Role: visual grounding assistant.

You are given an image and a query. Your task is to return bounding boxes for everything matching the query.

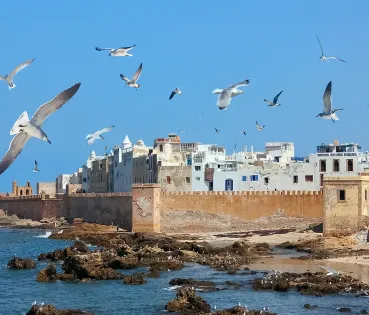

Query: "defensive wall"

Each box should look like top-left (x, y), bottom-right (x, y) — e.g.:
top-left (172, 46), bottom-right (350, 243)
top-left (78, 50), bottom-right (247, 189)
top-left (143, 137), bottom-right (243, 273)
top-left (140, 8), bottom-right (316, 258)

top-left (0, 184), bottom-right (324, 233)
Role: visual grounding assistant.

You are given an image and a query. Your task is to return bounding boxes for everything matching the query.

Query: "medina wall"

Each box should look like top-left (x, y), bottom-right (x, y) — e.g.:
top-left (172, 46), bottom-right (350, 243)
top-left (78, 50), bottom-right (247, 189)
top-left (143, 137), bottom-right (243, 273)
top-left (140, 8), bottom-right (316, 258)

top-left (158, 190), bottom-right (323, 232)
top-left (66, 192), bottom-right (132, 231)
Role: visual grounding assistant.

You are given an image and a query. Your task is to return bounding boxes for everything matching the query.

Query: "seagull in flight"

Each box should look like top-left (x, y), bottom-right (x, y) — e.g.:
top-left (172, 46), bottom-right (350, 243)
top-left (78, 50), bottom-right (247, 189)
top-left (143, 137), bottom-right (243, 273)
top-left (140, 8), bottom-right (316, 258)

top-left (264, 90), bottom-right (283, 107)
top-left (169, 87), bottom-right (182, 100)
top-left (319, 265), bottom-right (340, 276)
top-left (95, 45), bottom-right (136, 57)
top-left (176, 129), bottom-right (187, 134)
top-left (234, 143), bottom-right (237, 150)
top-left (316, 81), bottom-right (343, 123)
top-left (316, 35), bottom-right (345, 63)
top-left (120, 63), bottom-right (143, 90)
top-left (215, 128), bottom-right (220, 133)
top-left (256, 121), bottom-right (265, 131)
top-left (196, 113), bottom-right (204, 120)
top-left (0, 83), bottom-right (81, 176)
top-left (33, 160), bottom-right (39, 173)
top-left (86, 126), bottom-right (115, 145)
top-left (241, 130), bottom-right (246, 136)
top-left (213, 79), bottom-right (250, 110)
top-left (0, 58), bottom-right (35, 90)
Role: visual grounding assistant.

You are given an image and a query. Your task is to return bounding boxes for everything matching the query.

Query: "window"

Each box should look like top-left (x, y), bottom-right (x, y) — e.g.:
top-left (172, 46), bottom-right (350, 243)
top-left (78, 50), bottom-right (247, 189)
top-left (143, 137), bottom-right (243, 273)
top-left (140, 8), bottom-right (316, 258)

top-left (293, 175), bottom-right (298, 184)
top-left (250, 175), bottom-right (259, 181)
top-left (159, 145), bottom-right (163, 152)
top-left (264, 177), bottom-right (269, 184)
top-left (99, 163), bottom-right (102, 170)
top-left (333, 159), bottom-right (340, 172)
top-left (320, 160), bottom-right (326, 172)
top-left (115, 161), bottom-right (117, 167)
top-left (186, 156), bottom-right (192, 166)
top-left (242, 176), bottom-right (247, 182)
top-left (338, 189), bottom-right (346, 202)
top-left (225, 179), bottom-right (234, 191)
top-left (19, 190), bottom-right (23, 196)
top-left (366, 190), bottom-right (368, 201)
top-left (83, 178), bottom-right (86, 183)
top-left (26, 189), bottom-right (29, 195)
top-left (305, 175), bottom-right (313, 182)
top-left (186, 177), bottom-right (190, 184)
top-left (166, 176), bottom-right (171, 184)
top-left (195, 166), bottom-right (201, 171)
top-left (347, 159), bottom-right (353, 172)
top-left (196, 177), bottom-right (200, 181)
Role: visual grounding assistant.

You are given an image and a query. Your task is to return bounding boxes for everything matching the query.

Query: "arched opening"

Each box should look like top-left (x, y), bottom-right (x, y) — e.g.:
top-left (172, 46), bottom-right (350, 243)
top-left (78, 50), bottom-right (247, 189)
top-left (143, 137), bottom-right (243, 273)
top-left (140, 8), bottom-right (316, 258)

top-left (320, 160), bottom-right (326, 172)
top-left (159, 144), bottom-right (163, 152)
top-left (333, 159), bottom-right (340, 172)
top-left (19, 190), bottom-right (23, 196)
top-left (26, 189), bottom-right (29, 196)
top-left (225, 179), bottom-right (233, 191)
top-left (347, 159), bottom-right (353, 172)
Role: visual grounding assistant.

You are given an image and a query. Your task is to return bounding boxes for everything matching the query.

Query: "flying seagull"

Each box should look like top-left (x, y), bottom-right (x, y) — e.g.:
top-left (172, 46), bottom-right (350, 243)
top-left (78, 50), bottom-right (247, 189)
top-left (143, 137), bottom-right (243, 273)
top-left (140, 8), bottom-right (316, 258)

top-left (264, 90), bottom-right (283, 107)
top-left (215, 128), bottom-right (220, 133)
top-left (316, 81), bottom-right (343, 123)
top-left (169, 87), bottom-right (182, 100)
top-left (212, 79), bottom-right (250, 110)
top-left (176, 129), bottom-right (187, 134)
top-left (319, 265), bottom-right (340, 276)
top-left (316, 35), bottom-right (345, 63)
top-left (0, 83), bottom-right (81, 176)
top-left (86, 126), bottom-right (115, 145)
top-left (95, 45), bottom-right (136, 57)
top-left (33, 160), bottom-right (39, 173)
top-left (120, 63), bottom-right (143, 90)
top-left (241, 130), bottom-right (246, 136)
top-left (256, 121), bottom-right (265, 131)
top-left (0, 58), bottom-right (35, 90)
top-left (196, 113), bottom-right (204, 120)
top-left (234, 143), bottom-right (237, 150)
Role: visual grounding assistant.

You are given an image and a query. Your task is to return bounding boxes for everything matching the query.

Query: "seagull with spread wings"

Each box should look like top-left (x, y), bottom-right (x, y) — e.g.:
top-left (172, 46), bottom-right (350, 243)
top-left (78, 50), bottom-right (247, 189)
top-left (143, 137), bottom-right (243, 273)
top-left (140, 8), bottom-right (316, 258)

top-left (316, 35), bottom-right (345, 62)
top-left (0, 58), bottom-right (35, 90)
top-left (316, 81), bottom-right (343, 123)
top-left (256, 121), bottom-right (265, 131)
top-left (120, 63), bottom-right (143, 90)
top-left (169, 87), bottom-right (182, 100)
top-left (33, 160), bottom-right (39, 173)
top-left (264, 90), bottom-right (283, 107)
top-left (0, 83), bottom-right (81, 176)
top-left (213, 79), bottom-right (250, 110)
top-left (215, 128), bottom-right (220, 133)
top-left (86, 126), bottom-right (115, 145)
top-left (95, 45), bottom-right (136, 57)
top-left (319, 265), bottom-right (341, 276)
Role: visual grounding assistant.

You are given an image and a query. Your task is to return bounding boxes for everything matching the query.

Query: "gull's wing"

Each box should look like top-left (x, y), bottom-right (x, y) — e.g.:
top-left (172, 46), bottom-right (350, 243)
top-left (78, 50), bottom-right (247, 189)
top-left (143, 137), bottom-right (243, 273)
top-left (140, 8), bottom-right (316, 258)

top-left (95, 47), bottom-right (114, 51)
top-left (229, 79), bottom-right (250, 89)
top-left (115, 44), bottom-right (136, 51)
top-left (273, 90), bottom-right (283, 103)
top-left (132, 63), bottom-right (143, 82)
top-left (9, 58), bottom-right (35, 79)
top-left (97, 125), bottom-right (115, 135)
top-left (34, 160), bottom-right (38, 167)
top-left (323, 81), bottom-right (332, 113)
top-left (87, 136), bottom-right (97, 146)
top-left (327, 56), bottom-right (346, 62)
top-left (120, 74), bottom-right (130, 83)
top-left (169, 91), bottom-right (176, 100)
top-left (30, 83), bottom-right (81, 127)
top-left (0, 76), bottom-right (6, 81)
top-left (264, 99), bottom-right (273, 105)
top-left (316, 35), bottom-right (324, 55)
top-left (217, 89), bottom-right (232, 109)
top-left (256, 121), bottom-right (260, 128)
top-left (319, 265), bottom-right (335, 273)
top-left (0, 133), bottom-right (31, 176)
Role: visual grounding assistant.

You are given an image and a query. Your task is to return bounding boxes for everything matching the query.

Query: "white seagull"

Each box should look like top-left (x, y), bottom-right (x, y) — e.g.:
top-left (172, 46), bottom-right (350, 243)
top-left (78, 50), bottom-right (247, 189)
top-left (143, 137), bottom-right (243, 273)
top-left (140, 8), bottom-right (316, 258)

top-left (33, 160), bottom-right (39, 173)
top-left (0, 83), bottom-right (81, 176)
top-left (213, 79), bottom-right (250, 110)
top-left (0, 58), bottom-right (35, 90)
top-left (316, 81), bottom-right (343, 123)
top-left (319, 265), bottom-right (340, 276)
top-left (241, 130), bottom-right (246, 136)
top-left (120, 63), bottom-right (143, 90)
top-left (316, 35), bottom-right (345, 62)
top-left (256, 121), bottom-right (265, 131)
top-left (95, 45), bottom-right (136, 57)
top-left (176, 129), bottom-right (187, 134)
top-left (169, 87), bottom-right (182, 100)
top-left (86, 126), bottom-right (115, 145)
top-left (264, 90), bottom-right (283, 107)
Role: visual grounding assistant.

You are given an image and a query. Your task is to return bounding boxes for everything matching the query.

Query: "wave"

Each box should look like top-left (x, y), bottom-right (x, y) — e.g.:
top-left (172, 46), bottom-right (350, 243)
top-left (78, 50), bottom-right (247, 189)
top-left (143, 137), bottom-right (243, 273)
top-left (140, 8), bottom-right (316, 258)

top-left (162, 285), bottom-right (182, 291)
top-left (35, 231), bottom-right (52, 238)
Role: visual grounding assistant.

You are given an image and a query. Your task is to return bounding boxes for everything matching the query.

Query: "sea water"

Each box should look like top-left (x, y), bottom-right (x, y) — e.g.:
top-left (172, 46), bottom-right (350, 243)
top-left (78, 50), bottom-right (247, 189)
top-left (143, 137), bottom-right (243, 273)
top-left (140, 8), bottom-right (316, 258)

top-left (0, 228), bottom-right (368, 315)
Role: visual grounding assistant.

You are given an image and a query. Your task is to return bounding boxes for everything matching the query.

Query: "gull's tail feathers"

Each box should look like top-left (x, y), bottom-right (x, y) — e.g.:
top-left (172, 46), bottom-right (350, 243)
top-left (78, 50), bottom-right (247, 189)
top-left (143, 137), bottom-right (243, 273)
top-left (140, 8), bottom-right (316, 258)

top-left (10, 111), bottom-right (29, 135)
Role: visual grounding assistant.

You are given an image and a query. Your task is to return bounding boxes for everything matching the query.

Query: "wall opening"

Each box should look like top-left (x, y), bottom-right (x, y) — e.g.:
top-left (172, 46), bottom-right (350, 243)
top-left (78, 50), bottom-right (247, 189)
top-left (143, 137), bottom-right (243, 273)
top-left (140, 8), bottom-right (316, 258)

top-left (333, 159), bottom-right (340, 172)
top-left (293, 175), bottom-right (298, 184)
top-left (264, 177), bottom-right (269, 184)
top-left (159, 145), bottom-right (163, 152)
top-left (186, 177), bottom-right (190, 184)
top-left (305, 175), bottom-right (313, 182)
top-left (347, 159), bottom-right (353, 172)
top-left (338, 189), bottom-right (346, 201)
top-left (225, 179), bottom-right (233, 191)
top-left (166, 176), bottom-right (171, 184)
top-left (366, 189), bottom-right (368, 201)
top-left (19, 190), bottom-right (23, 196)
top-left (320, 160), bottom-right (326, 172)
top-left (26, 189), bottom-right (29, 196)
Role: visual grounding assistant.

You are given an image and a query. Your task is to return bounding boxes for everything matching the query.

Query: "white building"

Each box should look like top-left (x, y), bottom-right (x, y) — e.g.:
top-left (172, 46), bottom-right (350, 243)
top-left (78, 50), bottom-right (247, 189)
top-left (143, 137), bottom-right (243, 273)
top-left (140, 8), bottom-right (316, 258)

top-left (56, 168), bottom-right (82, 195)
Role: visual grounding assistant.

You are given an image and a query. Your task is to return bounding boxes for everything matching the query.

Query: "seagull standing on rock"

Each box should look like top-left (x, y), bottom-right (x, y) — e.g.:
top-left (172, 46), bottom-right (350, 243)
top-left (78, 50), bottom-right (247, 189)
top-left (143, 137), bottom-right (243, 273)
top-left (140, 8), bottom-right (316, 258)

top-left (213, 79), bottom-right (250, 110)
top-left (264, 90), bottom-right (283, 107)
top-left (0, 58), bottom-right (35, 90)
top-left (86, 126), bottom-right (115, 145)
top-left (0, 83), bottom-right (81, 176)
top-left (120, 63), bottom-right (143, 90)
top-left (316, 35), bottom-right (345, 62)
top-left (169, 87), bottom-right (182, 100)
top-left (316, 81), bottom-right (343, 123)
top-left (95, 45), bottom-right (136, 57)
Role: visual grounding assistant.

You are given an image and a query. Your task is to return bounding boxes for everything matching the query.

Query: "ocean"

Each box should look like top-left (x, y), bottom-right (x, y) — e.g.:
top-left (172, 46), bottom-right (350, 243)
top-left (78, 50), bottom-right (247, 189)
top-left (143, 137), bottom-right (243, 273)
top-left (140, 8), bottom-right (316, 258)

top-left (1, 228), bottom-right (368, 315)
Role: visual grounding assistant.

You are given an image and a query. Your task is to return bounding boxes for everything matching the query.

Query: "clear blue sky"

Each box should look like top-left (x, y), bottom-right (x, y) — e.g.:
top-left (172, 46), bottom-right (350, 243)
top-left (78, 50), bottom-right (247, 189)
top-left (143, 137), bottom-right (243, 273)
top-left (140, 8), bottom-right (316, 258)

top-left (0, 1), bottom-right (367, 192)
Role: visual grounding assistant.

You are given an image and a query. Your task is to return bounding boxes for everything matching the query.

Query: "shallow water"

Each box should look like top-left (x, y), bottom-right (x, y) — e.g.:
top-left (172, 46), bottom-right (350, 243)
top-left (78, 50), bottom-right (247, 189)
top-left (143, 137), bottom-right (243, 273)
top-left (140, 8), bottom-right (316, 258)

top-left (1, 228), bottom-right (369, 315)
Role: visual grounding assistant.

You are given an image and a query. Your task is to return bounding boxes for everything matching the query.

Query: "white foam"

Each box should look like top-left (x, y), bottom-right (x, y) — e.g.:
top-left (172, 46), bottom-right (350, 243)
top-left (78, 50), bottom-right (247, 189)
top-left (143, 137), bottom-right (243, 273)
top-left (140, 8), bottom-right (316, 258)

top-left (162, 285), bottom-right (182, 291)
top-left (35, 231), bottom-right (52, 238)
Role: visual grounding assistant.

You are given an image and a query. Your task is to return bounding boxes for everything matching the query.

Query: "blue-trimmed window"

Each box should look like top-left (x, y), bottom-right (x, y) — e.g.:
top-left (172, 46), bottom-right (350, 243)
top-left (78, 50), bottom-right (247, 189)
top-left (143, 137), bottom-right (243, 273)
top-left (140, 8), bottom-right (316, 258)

top-left (242, 176), bottom-right (247, 182)
top-left (250, 175), bottom-right (259, 181)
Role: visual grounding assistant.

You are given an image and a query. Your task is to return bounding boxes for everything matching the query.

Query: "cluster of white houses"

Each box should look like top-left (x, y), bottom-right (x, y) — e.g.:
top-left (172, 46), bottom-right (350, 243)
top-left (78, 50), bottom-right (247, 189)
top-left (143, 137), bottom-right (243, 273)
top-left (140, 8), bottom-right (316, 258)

top-left (53, 134), bottom-right (369, 194)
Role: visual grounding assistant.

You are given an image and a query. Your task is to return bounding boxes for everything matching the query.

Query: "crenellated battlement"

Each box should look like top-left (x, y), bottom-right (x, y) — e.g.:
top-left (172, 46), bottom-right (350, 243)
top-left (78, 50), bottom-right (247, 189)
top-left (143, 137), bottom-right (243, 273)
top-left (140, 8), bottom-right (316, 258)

top-left (162, 190), bottom-right (323, 196)
top-left (68, 192), bottom-right (132, 198)
top-left (0, 195), bottom-right (42, 201)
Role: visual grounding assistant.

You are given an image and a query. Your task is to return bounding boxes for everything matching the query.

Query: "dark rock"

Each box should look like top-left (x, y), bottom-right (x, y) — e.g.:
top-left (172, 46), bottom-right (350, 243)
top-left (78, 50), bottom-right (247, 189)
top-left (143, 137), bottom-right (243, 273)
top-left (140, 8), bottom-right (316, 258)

top-left (123, 272), bottom-right (147, 285)
top-left (149, 259), bottom-right (185, 272)
top-left (145, 270), bottom-right (160, 278)
top-left (165, 286), bottom-right (210, 314)
top-left (36, 264), bottom-right (58, 282)
top-left (105, 256), bottom-right (138, 269)
top-left (213, 306), bottom-right (277, 314)
top-left (337, 307), bottom-right (351, 312)
top-left (26, 304), bottom-right (94, 315)
top-left (169, 278), bottom-right (215, 287)
top-left (7, 257), bottom-right (36, 269)
top-left (360, 310), bottom-right (368, 314)
top-left (303, 304), bottom-right (318, 309)
top-left (38, 241), bottom-right (90, 262)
